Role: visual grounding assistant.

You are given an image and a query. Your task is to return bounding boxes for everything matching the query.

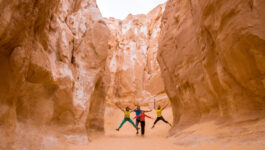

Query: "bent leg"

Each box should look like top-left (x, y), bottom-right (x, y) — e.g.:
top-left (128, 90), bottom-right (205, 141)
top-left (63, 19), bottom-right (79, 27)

top-left (118, 119), bottom-right (127, 128)
top-left (128, 118), bottom-right (137, 128)
top-left (161, 117), bottom-right (169, 123)
top-left (161, 117), bottom-right (172, 126)
top-left (152, 117), bottom-right (161, 128)
top-left (153, 117), bottom-right (161, 125)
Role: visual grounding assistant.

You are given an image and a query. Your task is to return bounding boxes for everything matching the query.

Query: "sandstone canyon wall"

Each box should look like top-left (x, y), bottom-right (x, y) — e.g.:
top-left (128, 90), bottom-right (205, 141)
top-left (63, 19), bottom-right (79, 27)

top-left (105, 4), bottom-right (168, 106)
top-left (0, 0), bottom-right (109, 149)
top-left (158, 0), bottom-right (265, 129)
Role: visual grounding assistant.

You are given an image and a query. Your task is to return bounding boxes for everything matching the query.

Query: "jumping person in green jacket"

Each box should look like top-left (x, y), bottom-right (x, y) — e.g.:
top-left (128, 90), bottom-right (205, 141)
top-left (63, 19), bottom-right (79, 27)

top-left (115, 103), bottom-right (139, 131)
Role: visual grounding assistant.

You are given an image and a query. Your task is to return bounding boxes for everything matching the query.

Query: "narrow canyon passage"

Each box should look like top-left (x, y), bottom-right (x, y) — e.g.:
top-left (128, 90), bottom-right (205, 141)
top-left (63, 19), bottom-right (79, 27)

top-left (0, 0), bottom-right (265, 150)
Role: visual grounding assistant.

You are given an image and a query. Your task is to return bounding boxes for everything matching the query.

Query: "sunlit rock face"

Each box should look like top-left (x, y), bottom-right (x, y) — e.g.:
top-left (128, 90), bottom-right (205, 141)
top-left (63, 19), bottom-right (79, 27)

top-left (0, 0), bottom-right (109, 149)
top-left (105, 4), bottom-right (168, 106)
top-left (158, 0), bottom-right (265, 128)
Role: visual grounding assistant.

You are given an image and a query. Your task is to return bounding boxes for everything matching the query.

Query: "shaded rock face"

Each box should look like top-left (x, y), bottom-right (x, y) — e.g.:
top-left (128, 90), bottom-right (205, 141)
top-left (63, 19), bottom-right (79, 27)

top-left (105, 4), bottom-right (168, 106)
top-left (158, 0), bottom-right (265, 127)
top-left (0, 0), bottom-right (109, 149)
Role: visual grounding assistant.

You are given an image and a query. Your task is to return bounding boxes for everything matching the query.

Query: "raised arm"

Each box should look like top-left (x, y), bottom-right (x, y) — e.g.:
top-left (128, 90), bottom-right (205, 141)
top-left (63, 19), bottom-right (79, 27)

top-left (115, 103), bottom-right (123, 111)
top-left (162, 103), bottom-right (169, 110)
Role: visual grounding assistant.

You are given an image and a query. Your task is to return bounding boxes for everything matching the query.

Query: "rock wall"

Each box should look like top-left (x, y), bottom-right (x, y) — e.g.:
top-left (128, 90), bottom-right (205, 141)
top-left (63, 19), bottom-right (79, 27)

top-left (105, 4), bottom-right (168, 106)
top-left (0, 0), bottom-right (109, 149)
top-left (158, 0), bottom-right (265, 128)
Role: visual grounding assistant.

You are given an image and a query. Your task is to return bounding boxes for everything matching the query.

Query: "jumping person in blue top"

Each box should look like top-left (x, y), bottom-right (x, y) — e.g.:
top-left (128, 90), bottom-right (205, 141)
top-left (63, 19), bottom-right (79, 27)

top-left (133, 105), bottom-right (151, 135)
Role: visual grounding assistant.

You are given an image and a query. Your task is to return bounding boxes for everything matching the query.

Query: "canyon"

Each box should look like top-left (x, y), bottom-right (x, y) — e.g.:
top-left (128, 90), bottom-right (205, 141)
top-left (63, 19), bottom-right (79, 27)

top-left (0, 0), bottom-right (264, 150)
top-left (105, 4), bottom-right (168, 107)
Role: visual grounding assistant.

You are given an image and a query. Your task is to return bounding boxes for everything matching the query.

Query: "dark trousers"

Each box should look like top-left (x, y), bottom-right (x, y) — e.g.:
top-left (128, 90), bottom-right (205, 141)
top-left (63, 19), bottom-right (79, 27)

top-left (153, 116), bottom-right (168, 125)
top-left (140, 121), bottom-right (145, 135)
top-left (136, 118), bottom-right (140, 128)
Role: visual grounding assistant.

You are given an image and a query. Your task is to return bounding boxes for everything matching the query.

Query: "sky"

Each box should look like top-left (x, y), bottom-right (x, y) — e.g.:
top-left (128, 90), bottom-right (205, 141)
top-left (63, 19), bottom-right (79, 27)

top-left (97, 0), bottom-right (167, 19)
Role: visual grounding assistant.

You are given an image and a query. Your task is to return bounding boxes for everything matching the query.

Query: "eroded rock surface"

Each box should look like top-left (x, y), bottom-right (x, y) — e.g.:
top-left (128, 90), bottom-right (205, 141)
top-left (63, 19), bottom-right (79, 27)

top-left (0, 0), bottom-right (109, 149)
top-left (158, 0), bottom-right (265, 136)
top-left (105, 4), bottom-right (168, 106)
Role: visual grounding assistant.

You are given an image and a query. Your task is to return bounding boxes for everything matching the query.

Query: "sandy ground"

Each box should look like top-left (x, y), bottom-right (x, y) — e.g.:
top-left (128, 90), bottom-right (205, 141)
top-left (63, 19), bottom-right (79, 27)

top-left (48, 107), bottom-right (176, 150)
top-left (48, 107), bottom-right (265, 150)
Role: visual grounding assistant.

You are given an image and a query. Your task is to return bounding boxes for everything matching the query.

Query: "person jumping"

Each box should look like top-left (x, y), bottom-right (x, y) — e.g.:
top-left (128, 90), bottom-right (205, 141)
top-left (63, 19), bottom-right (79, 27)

top-left (133, 111), bottom-right (152, 136)
top-left (115, 103), bottom-right (138, 131)
top-left (133, 105), bottom-right (151, 134)
top-left (151, 99), bottom-right (172, 129)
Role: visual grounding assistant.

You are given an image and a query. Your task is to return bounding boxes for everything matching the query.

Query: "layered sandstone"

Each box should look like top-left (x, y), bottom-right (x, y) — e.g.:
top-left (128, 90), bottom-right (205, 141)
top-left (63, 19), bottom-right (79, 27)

top-left (105, 4), bottom-right (168, 106)
top-left (1, 0), bottom-right (265, 148)
top-left (0, 0), bottom-right (109, 149)
top-left (158, 0), bottom-right (265, 135)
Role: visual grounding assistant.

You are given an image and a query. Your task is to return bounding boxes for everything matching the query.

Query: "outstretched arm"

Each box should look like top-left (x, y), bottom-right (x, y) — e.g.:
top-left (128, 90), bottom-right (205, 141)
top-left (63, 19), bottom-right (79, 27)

top-left (133, 115), bottom-right (140, 119)
top-left (145, 114), bottom-right (153, 119)
top-left (162, 103), bottom-right (168, 110)
top-left (115, 103), bottom-right (123, 111)
top-left (142, 109), bottom-right (152, 113)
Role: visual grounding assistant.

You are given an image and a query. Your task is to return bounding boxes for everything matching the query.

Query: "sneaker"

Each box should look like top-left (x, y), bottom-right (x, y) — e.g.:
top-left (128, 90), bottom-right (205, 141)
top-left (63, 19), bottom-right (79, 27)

top-left (116, 128), bottom-right (120, 131)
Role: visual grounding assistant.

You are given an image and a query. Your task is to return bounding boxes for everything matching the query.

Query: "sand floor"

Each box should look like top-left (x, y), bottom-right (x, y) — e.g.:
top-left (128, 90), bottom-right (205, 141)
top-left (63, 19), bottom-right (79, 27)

top-left (48, 107), bottom-right (265, 150)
